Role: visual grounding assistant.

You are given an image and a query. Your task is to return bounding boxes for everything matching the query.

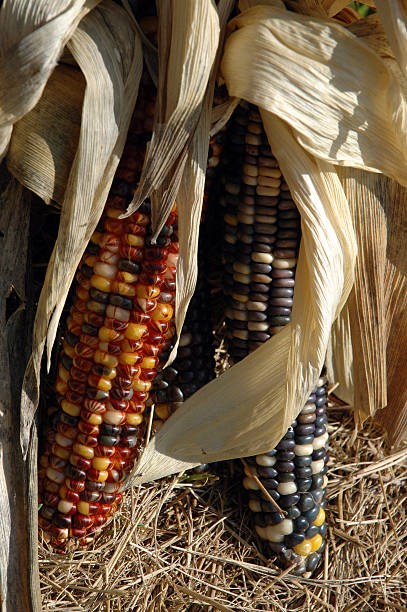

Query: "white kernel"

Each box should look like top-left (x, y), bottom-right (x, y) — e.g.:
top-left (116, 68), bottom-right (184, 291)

top-left (265, 525), bottom-right (285, 542)
top-left (251, 252), bottom-right (273, 264)
top-left (277, 482), bottom-right (297, 495)
top-left (255, 454), bottom-right (276, 467)
top-left (294, 444), bottom-right (314, 456)
top-left (243, 476), bottom-right (260, 491)
top-left (272, 258), bottom-right (297, 269)
top-left (233, 262), bottom-right (251, 275)
top-left (276, 518), bottom-right (294, 535)
top-left (311, 459), bottom-right (325, 474)
top-left (233, 272), bottom-right (250, 285)
top-left (312, 432), bottom-right (329, 450)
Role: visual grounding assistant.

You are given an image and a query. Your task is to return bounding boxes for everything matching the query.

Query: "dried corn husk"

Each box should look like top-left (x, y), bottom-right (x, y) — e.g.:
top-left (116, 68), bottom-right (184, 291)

top-left (17, 1), bottom-right (142, 456)
top-left (221, 4), bottom-right (407, 185)
top-left (0, 0), bottom-right (99, 161)
top-left (375, 1), bottom-right (407, 78)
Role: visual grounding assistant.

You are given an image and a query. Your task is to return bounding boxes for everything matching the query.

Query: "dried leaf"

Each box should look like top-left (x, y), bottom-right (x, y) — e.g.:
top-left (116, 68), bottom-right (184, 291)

top-left (221, 4), bottom-right (407, 186)
top-left (0, 0), bottom-right (99, 160)
top-left (124, 0), bottom-right (220, 234)
top-left (20, 1), bottom-right (142, 457)
top-left (337, 168), bottom-right (387, 423)
top-left (375, 0), bottom-right (407, 78)
top-left (7, 64), bottom-right (85, 205)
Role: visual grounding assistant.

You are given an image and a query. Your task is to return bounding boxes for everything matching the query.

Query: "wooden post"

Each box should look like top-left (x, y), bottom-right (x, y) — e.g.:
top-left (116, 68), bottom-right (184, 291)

top-left (0, 173), bottom-right (41, 611)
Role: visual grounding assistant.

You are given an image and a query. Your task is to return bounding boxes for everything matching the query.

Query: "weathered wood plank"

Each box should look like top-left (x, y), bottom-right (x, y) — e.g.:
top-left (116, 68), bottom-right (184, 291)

top-left (0, 173), bottom-right (41, 611)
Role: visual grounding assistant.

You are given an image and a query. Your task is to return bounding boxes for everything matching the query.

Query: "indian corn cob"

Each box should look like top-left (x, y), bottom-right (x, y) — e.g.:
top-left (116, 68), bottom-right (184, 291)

top-left (220, 102), bottom-right (328, 576)
top-left (149, 246), bottom-right (214, 429)
top-left (38, 85), bottom-right (179, 550)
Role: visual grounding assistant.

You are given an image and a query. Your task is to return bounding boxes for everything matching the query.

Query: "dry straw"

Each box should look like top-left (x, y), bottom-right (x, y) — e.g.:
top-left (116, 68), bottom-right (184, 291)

top-left (38, 397), bottom-right (407, 611)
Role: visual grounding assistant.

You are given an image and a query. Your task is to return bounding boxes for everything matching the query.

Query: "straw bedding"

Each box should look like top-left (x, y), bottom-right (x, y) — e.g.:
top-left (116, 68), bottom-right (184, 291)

top-left (38, 392), bottom-right (407, 612)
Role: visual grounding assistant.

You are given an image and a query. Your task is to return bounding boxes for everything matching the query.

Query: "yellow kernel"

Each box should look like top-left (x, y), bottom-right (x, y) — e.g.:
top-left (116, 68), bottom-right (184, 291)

top-left (243, 163), bottom-right (258, 177)
top-left (55, 379), bottom-right (68, 395)
top-left (313, 507), bottom-right (325, 527)
top-left (257, 175), bottom-right (281, 188)
top-left (73, 443), bottom-right (94, 459)
top-left (94, 350), bottom-right (119, 368)
top-left (256, 185), bottom-right (280, 197)
top-left (310, 534), bottom-right (323, 552)
top-left (61, 400), bottom-right (81, 417)
top-left (119, 352), bottom-right (141, 366)
top-left (155, 404), bottom-right (171, 420)
top-left (81, 412), bottom-right (103, 425)
top-left (63, 341), bottom-right (76, 359)
top-left (124, 234), bottom-right (144, 247)
top-left (151, 303), bottom-right (173, 322)
top-left (98, 327), bottom-right (123, 342)
top-left (132, 378), bottom-right (152, 392)
top-left (111, 281), bottom-right (136, 297)
top-left (92, 457), bottom-right (111, 471)
top-left (58, 366), bottom-right (70, 383)
top-left (90, 274), bottom-right (111, 292)
top-left (126, 412), bottom-right (143, 426)
top-left (293, 540), bottom-right (312, 556)
top-left (140, 356), bottom-right (157, 369)
top-left (125, 323), bottom-right (148, 340)
top-left (117, 271), bottom-right (138, 283)
top-left (77, 501), bottom-right (92, 515)
top-left (224, 214), bottom-right (237, 226)
top-left (136, 284), bottom-right (160, 299)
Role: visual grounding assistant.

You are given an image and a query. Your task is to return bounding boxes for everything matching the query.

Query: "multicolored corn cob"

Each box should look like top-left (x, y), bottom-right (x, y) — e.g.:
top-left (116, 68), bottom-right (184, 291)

top-left (150, 255), bottom-right (214, 429)
top-left (38, 88), bottom-right (179, 550)
top-left (220, 102), bottom-right (328, 575)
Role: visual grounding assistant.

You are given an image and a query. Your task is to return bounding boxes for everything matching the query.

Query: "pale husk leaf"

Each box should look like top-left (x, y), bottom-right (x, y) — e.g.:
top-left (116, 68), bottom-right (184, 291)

top-left (20, 1), bottom-right (142, 456)
top-left (124, 0), bottom-right (220, 233)
top-left (7, 63), bottom-right (85, 205)
top-left (325, 298), bottom-right (354, 406)
top-left (166, 0), bottom-right (236, 365)
top-left (375, 0), bottom-right (407, 78)
top-left (0, 0), bottom-right (99, 161)
top-left (337, 168), bottom-right (387, 422)
top-left (221, 4), bottom-right (407, 187)
top-left (127, 117), bottom-right (356, 485)
top-left (376, 178), bottom-right (407, 444)
top-left (347, 13), bottom-right (394, 59)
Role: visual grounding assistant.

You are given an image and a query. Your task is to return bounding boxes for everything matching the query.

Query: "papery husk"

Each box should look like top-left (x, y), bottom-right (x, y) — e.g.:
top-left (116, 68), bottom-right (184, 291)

top-left (19, 0), bottom-right (142, 457)
top-left (0, 0), bottom-right (99, 161)
top-left (221, 4), bottom-right (407, 187)
top-left (328, 171), bottom-right (407, 443)
top-left (126, 117), bottom-right (356, 486)
top-left (347, 13), bottom-right (394, 59)
top-left (375, 0), bottom-right (407, 78)
top-left (7, 64), bottom-right (85, 205)
top-left (337, 168), bottom-right (387, 423)
top-left (325, 298), bottom-right (354, 406)
top-left (166, 0), bottom-right (235, 365)
top-left (377, 179), bottom-right (407, 445)
top-left (124, 0), bottom-right (220, 231)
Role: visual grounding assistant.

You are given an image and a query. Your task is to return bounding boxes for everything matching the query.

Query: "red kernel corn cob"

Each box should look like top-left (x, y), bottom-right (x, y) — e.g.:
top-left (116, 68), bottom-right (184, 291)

top-left (38, 128), bottom-right (179, 549)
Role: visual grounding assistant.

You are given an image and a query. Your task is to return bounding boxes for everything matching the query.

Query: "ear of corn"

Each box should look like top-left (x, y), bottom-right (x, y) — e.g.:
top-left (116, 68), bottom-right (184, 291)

top-left (220, 102), bottom-right (328, 576)
top-left (38, 90), bottom-right (180, 550)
